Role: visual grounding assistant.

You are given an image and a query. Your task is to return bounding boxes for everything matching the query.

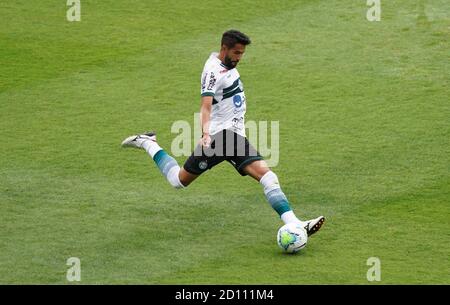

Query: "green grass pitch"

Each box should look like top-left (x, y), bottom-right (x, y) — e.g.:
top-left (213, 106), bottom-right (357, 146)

top-left (0, 0), bottom-right (449, 284)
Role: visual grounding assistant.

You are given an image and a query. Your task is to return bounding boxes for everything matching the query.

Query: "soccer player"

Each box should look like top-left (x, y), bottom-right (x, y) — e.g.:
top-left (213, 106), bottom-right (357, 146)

top-left (121, 30), bottom-right (325, 236)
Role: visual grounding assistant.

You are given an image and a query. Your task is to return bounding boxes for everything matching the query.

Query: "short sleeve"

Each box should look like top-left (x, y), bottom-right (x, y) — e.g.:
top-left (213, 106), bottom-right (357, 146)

top-left (201, 70), bottom-right (218, 97)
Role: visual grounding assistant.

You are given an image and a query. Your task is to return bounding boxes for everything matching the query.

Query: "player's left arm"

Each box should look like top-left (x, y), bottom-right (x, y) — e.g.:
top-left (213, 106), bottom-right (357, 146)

top-left (200, 96), bottom-right (212, 148)
top-left (200, 67), bottom-right (218, 148)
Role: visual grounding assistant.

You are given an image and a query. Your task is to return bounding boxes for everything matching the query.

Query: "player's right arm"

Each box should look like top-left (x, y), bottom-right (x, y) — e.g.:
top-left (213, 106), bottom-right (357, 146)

top-left (200, 96), bottom-right (212, 148)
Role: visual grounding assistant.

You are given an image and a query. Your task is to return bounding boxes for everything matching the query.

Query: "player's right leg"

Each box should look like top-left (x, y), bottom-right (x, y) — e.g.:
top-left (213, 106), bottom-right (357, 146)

top-left (242, 159), bottom-right (325, 237)
top-left (121, 131), bottom-right (197, 188)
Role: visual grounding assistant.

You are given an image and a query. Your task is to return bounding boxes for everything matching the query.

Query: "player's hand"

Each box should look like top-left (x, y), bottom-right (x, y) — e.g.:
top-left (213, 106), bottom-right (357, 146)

top-left (201, 134), bottom-right (211, 148)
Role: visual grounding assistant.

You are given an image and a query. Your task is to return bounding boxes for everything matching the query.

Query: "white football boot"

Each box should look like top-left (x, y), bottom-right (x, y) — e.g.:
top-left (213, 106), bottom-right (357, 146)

top-left (121, 131), bottom-right (156, 149)
top-left (302, 216), bottom-right (325, 237)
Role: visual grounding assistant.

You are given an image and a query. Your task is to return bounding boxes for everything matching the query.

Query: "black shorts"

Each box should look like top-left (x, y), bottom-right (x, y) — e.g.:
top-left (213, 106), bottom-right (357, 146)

top-left (183, 129), bottom-right (263, 176)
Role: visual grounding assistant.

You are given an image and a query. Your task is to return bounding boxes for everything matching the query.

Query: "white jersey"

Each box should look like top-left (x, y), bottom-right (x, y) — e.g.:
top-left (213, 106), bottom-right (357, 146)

top-left (200, 52), bottom-right (247, 137)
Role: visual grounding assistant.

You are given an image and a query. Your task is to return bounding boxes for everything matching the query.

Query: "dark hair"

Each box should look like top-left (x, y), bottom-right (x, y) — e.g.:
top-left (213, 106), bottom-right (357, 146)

top-left (221, 30), bottom-right (251, 48)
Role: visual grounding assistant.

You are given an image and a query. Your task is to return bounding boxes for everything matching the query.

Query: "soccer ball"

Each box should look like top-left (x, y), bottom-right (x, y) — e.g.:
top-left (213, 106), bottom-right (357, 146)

top-left (277, 223), bottom-right (308, 253)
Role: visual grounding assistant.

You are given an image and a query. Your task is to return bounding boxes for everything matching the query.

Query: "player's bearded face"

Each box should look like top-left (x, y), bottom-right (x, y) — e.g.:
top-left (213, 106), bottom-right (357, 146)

top-left (224, 54), bottom-right (237, 69)
top-left (224, 44), bottom-right (246, 69)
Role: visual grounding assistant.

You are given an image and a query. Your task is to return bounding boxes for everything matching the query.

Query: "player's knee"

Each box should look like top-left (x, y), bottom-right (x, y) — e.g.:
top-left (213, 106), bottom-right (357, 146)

top-left (178, 177), bottom-right (191, 188)
top-left (259, 170), bottom-right (281, 193)
top-left (167, 166), bottom-right (185, 189)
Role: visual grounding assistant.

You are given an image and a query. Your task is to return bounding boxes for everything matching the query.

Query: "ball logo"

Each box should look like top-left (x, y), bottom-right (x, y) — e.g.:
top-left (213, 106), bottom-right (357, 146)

top-left (233, 95), bottom-right (242, 108)
top-left (199, 160), bottom-right (208, 170)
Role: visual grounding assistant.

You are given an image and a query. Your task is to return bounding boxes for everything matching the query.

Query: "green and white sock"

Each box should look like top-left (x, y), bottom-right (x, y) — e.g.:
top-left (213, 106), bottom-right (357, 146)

top-left (260, 171), bottom-right (301, 224)
top-left (142, 140), bottom-right (184, 189)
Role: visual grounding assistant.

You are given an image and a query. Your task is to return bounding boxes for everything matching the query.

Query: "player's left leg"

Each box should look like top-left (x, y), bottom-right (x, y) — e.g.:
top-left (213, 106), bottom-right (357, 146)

top-left (121, 132), bottom-right (187, 189)
top-left (122, 130), bottom-right (227, 188)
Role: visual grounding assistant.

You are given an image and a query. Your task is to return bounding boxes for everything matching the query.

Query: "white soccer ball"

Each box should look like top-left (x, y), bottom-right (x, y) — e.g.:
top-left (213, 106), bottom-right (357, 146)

top-left (277, 223), bottom-right (308, 253)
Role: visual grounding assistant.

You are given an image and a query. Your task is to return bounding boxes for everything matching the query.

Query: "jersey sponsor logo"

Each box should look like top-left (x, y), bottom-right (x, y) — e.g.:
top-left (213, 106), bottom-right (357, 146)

top-left (207, 72), bottom-right (216, 91)
top-left (201, 73), bottom-right (207, 90)
top-left (233, 95), bottom-right (243, 108)
top-left (233, 97), bottom-right (245, 114)
top-left (233, 107), bottom-right (245, 114)
top-left (232, 117), bottom-right (244, 130)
